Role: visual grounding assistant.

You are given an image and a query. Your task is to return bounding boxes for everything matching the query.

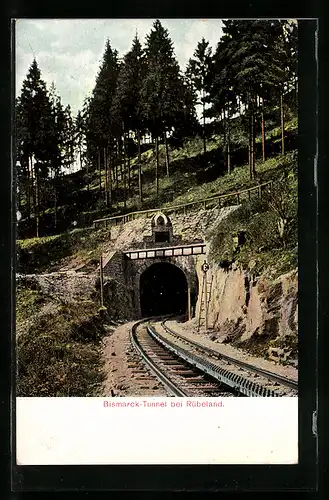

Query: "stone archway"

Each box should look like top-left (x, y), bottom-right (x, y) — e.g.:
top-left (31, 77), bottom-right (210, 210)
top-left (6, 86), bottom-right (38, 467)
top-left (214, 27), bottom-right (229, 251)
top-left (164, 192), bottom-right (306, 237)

top-left (127, 255), bottom-right (199, 319)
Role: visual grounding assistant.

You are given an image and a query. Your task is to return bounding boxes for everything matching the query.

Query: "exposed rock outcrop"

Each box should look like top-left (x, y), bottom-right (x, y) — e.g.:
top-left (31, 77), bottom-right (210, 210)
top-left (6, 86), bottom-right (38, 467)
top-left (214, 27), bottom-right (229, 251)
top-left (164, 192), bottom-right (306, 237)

top-left (193, 257), bottom-right (298, 364)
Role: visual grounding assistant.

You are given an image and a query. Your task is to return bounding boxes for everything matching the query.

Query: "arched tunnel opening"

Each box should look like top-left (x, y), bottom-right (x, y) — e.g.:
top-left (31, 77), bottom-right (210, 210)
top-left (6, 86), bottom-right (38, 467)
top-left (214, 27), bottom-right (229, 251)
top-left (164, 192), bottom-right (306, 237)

top-left (140, 262), bottom-right (189, 318)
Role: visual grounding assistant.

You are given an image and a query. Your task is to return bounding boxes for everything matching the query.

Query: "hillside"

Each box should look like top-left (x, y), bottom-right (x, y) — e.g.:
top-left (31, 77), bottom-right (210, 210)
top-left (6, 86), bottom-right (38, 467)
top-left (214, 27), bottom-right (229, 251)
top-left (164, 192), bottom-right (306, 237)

top-left (17, 111), bottom-right (297, 279)
top-left (16, 111), bottom-right (298, 398)
top-left (17, 113), bottom-right (297, 239)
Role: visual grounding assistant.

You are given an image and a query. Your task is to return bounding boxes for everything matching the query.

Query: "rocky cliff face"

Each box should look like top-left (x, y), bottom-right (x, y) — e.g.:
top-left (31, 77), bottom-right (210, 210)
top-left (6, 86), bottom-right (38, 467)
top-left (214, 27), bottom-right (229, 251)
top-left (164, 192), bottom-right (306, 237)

top-left (193, 257), bottom-right (298, 364)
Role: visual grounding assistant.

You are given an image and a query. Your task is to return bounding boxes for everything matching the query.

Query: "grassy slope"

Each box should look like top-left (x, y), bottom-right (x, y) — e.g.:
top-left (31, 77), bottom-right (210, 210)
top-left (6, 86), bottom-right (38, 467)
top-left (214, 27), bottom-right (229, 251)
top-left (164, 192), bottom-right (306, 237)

top-left (16, 279), bottom-right (108, 397)
top-left (81, 117), bottom-right (297, 215)
top-left (17, 117), bottom-right (297, 275)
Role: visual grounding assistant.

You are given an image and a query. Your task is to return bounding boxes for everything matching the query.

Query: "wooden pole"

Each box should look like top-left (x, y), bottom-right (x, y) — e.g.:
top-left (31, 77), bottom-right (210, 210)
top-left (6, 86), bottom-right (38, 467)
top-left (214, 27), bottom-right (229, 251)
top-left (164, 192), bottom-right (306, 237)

top-left (100, 255), bottom-right (104, 307)
top-left (204, 271), bottom-right (208, 330)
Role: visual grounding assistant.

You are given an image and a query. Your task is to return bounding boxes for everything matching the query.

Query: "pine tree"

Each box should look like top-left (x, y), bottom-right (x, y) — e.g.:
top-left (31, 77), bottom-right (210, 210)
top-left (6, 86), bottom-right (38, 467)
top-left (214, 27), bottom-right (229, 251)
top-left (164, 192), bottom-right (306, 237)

top-left (75, 110), bottom-right (86, 172)
top-left (141, 20), bottom-right (187, 199)
top-left (186, 38), bottom-right (213, 155)
top-left (47, 83), bottom-right (79, 230)
top-left (87, 40), bottom-right (120, 207)
top-left (15, 59), bottom-right (54, 236)
top-left (111, 35), bottom-right (146, 204)
top-left (207, 34), bottom-right (237, 173)
top-left (62, 105), bottom-right (76, 172)
top-left (220, 20), bottom-right (286, 179)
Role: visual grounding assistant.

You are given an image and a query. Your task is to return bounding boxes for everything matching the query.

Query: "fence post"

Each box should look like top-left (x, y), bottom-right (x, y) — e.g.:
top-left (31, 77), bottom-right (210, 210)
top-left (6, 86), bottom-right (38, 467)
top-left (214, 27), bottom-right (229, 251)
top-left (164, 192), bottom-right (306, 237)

top-left (258, 185), bottom-right (262, 198)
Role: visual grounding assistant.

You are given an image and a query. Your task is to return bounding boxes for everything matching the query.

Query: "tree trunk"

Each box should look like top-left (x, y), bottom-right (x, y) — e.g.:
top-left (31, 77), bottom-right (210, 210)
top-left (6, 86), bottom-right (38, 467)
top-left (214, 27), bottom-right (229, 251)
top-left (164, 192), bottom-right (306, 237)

top-left (17, 177), bottom-right (21, 213)
top-left (137, 129), bottom-right (142, 204)
top-left (280, 90), bottom-right (285, 155)
top-left (54, 179), bottom-right (57, 231)
top-left (123, 133), bottom-right (127, 209)
top-left (127, 131), bottom-right (130, 194)
top-left (261, 97), bottom-right (265, 162)
top-left (107, 145), bottom-right (112, 207)
top-left (164, 130), bottom-right (170, 177)
top-left (155, 135), bottom-right (159, 201)
top-left (26, 159), bottom-right (31, 219)
top-left (98, 148), bottom-right (102, 196)
top-left (104, 147), bottom-right (108, 207)
top-left (119, 140), bottom-right (123, 186)
top-left (86, 160), bottom-right (89, 192)
top-left (248, 104), bottom-right (253, 181)
top-left (251, 106), bottom-right (256, 179)
top-left (115, 138), bottom-right (119, 192)
top-left (35, 164), bottom-right (40, 237)
top-left (202, 88), bottom-right (206, 155)
top-left (30, 155), bottom-right (35, 219)
top-left (223, 107), bottom-right (227, 171)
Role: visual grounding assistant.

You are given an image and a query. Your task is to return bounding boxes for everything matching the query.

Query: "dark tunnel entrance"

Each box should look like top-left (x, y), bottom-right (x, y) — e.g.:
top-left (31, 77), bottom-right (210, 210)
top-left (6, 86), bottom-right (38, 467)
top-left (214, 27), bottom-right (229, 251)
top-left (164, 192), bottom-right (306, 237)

top-left (140, 262), bottom-right (188, 317)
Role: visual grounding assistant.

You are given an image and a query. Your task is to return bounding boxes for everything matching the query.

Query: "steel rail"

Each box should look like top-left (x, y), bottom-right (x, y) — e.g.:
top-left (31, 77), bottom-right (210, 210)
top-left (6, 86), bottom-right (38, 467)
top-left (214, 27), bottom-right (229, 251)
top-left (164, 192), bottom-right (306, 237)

top-left (130, 318), bottom-right (187, 397)
top-left (162, 321), bottom-right (298, 391)
top-left (147, 325), bottom-right (279, 397)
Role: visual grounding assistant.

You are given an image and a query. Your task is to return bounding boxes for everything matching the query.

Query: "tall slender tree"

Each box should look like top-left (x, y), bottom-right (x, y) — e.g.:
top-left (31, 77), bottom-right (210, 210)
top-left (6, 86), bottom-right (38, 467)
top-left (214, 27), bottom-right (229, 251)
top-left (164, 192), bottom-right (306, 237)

top-left (186, 38), bottom-right (213, 155)
top-left (86, 40), bottom-right (120, 207)
top-left (16, 59), bottom-right (54, 236)
top-left (111, 35), bottom-right (146, 204)
top-left (141, 19), bottom-right (188, 199)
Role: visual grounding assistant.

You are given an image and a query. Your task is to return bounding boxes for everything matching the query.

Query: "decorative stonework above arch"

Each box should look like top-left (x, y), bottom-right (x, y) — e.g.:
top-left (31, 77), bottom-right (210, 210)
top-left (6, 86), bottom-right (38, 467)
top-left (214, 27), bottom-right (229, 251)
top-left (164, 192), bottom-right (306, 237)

top-left (151, 211), bottom-right (173, 244)
top-left (151, 211), bottom-right (172, 228)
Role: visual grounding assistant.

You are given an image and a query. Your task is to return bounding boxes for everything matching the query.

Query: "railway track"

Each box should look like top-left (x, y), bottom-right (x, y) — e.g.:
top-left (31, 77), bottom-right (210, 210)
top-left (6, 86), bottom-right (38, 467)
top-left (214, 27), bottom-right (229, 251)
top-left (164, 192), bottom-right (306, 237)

top-left (160, 320), bottom-right (298, 396)
top-left (130, 319), bottom-right (238, 397)
top-left (130, 318), bottom-right (297, 397)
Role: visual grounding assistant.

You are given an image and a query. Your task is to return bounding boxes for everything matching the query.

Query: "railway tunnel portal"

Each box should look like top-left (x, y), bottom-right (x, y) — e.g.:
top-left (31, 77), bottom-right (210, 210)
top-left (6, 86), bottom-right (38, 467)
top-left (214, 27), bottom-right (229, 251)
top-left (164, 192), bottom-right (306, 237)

top-left (102, 211), bottom-right (204, 319)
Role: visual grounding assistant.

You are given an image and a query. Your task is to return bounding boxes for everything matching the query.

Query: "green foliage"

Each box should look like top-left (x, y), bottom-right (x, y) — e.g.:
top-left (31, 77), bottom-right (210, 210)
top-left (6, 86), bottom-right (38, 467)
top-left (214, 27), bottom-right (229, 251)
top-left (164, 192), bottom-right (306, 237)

top-left (208, 167), bottom-right (297, 278)
top-left (16, 300), bottom-right (107, 397)
top-left (17, 227), bottom-right (108, 273)
top-left (16, 286), bottom-right (45, 323)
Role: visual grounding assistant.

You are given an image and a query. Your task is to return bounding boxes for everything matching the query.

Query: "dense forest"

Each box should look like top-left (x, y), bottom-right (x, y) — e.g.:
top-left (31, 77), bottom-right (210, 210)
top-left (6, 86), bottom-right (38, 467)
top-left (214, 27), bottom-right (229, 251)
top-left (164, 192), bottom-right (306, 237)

top-left (15, 19), bottom-right (297, 239)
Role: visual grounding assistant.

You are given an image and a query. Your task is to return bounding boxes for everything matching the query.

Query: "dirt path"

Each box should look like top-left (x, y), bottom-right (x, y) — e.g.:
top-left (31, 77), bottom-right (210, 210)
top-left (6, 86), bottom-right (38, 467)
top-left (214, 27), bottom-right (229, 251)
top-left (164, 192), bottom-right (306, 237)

top-left (100, 321), bottom-right (168, 397)
top-left (165, 320), bottom-right (298, 382)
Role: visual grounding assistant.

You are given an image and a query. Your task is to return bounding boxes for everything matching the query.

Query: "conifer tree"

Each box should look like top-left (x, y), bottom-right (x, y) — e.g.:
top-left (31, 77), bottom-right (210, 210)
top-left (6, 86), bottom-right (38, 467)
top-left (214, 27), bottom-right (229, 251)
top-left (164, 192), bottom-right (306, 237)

top-left (48, 85), bottom-right (68, 230)
top-left (15, 59), bottom-right (54, 236)
top-left (220, 20), bottom-right (286, 178)
top-left (75, 109), bottom-right (86, 173)
top-left (111, 35), bottom-right (146, 204)
top-left (141, 20), bottom-right (186, 199)
top-left (186, 38), bottom-right (213, 155)
top-left (207, 34), bottom-right (237, 173)
top-left (87, 40), bottom-right (120, 206)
